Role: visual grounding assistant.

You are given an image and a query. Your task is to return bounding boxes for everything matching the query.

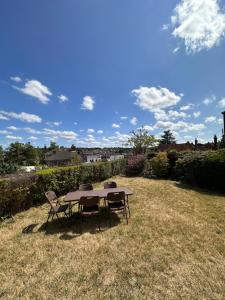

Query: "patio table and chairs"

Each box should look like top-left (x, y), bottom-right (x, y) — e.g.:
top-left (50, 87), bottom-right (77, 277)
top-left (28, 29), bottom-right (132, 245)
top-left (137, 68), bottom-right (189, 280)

top-left (45, 182), bottom-right (133, 229)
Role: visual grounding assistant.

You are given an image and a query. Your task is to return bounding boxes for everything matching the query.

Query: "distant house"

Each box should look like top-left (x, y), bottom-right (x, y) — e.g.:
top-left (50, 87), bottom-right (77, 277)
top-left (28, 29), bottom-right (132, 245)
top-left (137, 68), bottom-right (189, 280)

top-left (86, 154), bottom-right (102, 163)
top-left (109, 154), bottom-right (124, 161)
top-left (45, 150), bottom-right (78, 166)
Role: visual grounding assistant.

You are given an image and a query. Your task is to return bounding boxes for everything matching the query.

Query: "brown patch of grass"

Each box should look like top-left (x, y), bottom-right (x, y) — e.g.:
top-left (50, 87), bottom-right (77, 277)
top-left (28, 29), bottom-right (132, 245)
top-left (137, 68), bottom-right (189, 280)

top-left (1, 177), bottom-right (225, 299)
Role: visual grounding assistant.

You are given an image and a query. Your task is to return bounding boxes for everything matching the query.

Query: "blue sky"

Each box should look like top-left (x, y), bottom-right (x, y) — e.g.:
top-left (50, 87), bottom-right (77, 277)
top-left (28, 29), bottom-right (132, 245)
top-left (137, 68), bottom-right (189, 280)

top-left (1, 0), bottom-right (225, 147)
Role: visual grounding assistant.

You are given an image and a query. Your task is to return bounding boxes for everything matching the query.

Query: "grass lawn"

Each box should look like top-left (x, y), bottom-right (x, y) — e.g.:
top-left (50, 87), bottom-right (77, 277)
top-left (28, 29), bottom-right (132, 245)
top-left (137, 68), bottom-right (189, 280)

top-left (1, 176), bottom-right (225, 299)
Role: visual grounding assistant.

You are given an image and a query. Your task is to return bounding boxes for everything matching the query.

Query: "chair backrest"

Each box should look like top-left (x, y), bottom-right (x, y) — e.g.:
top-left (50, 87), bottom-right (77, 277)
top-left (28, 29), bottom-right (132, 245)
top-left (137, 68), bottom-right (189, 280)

top-left (79, 183), bottom-right (93, 191)
top-left (104, 181), bottom-right (117, 189)
top-left (79, 196), bottom-right (100, 207)
top-left (106, 191), bottom-right (125, 202)
top-left (45, 191), bottom-right (58, 207)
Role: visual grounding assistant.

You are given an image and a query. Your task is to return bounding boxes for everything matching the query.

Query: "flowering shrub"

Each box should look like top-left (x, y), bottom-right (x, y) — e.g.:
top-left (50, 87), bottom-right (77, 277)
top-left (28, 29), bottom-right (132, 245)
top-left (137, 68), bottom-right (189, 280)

top-left (125, 155), bottom-right (145, 176)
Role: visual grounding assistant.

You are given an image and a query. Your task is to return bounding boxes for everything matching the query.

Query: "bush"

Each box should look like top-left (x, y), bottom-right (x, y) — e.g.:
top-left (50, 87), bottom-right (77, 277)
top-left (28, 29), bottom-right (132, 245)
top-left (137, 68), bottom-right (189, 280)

top-left (125, 155), bottom-right (145, 177)
top-left (144, 152), bottom-right (169, 179)
top-left (0, 161), bottom-right (18, 175)
top-left (174, 150), bottom-right (225, 192)
top-left (0, 159), bottom-right (125, 218)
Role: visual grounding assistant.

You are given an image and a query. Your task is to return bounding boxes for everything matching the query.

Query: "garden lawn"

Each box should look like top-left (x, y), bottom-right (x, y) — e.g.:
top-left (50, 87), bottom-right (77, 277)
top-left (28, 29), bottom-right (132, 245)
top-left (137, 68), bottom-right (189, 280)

top-left (1, 176), bottom-right (225, 300)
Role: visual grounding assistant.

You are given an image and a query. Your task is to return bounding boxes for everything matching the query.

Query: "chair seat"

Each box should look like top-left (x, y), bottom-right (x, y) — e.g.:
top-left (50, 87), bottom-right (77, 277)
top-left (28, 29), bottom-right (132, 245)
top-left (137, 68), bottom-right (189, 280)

top-left (108, 201), bottom-right (125, 210)
top-left (81, 205), bottom-right (99, 215)
top-left (52, 203), bottom-right (69, 213)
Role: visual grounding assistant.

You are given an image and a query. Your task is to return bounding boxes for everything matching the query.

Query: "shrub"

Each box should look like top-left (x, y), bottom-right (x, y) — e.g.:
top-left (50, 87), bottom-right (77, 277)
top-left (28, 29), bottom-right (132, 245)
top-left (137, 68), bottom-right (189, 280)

top-left (149, 152), bottom-right (169, 178)
top-left (174, 150), bottom-right (225, 192)
top-left (0, 159), bottom-right (125, 218)
top-left (125, 155), bottom-right (145, 177)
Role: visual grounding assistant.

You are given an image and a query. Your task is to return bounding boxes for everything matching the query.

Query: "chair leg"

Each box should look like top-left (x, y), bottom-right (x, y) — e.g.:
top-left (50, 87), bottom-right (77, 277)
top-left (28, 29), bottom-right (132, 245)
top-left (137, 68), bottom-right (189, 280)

top-left (126, 196), bottom-right (131, 217)
top-left (124, 207), bottom-right (128, 225)
top-left (45, 212), bottom-right (51, 228)
top-left (98, 213), bottom-right (101, 232)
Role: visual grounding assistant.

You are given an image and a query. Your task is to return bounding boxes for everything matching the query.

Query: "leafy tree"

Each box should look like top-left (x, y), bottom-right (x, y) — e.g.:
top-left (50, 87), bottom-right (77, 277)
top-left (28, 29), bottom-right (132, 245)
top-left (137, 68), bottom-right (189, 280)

top-left (48, 141), bottom-right (59, 151)
top-left (160, 130), bottom-right (176, 145)
top-left (127, 127), bottom-right (157, 154)
top-left (70, 144), bottom-right (76, 151)
top-left (5, 142), bottom-right (39, 166)
top-left (0, 145), bottom-right (4, 161)
top-left (23, 142), bottom-right (39, 165)
top-left (5, 142), bottom-right (26, 165)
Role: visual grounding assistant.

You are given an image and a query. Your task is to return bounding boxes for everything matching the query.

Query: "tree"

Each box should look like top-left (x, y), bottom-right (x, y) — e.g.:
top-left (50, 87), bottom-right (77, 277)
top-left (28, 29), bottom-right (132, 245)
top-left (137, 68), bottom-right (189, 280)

top-left (127, 127), bottom-right (157, 154)
top-left (23, 142), bottom-right (39, 165)
top-left (5, 142), bottom-right (26, 165)
top-left (160, 130), bottom-right (176, 145)
top-left (48, 141), bottom-right (59, 151)
top-left (0, 145), bottom-right (4, 161)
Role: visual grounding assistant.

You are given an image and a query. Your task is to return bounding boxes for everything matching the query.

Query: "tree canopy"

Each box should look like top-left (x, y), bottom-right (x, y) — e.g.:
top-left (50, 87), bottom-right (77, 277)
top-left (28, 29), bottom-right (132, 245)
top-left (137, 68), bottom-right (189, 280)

top-left (127, 127), bottom-right (157, 154)
top-left (159, 130), bottom-right (176, 145)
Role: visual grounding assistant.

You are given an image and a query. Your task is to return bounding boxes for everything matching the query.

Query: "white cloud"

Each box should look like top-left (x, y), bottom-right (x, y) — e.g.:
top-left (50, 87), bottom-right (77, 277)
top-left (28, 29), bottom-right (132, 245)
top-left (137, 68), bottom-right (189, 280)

top-left (58, 94), bottom-right (68, 103)
top-left (112, 123), bottom-right (120, 128)
top-left (203, 95), bottom-right (216, 105)
top-left (87, 128), bottom-right (95, 133)
top-left (120, 116), bottom-right (128, 120)
top-left (81, 96), bottom-right (95, 110)
top-left (24, 127), bottom-right (42, 134)
top-left (162, 24), bottom-right (169, 31)
top-left (14, 79), bottom-right (52, 104)
top-left (155, 120), bottom-right (205, 132)
top-left (29, 136), bottom-right (38, 140)
top-left (0, 114), bottom-right (9, 120)
top-left (43, 129), bottom-right (77, 140)
top-left (6, 135), bottom-right (22, 140)
top-left (130, 117), bottom-right (138, 125)
top-left (46, 121), bottom-right (62, 127)
top-left (0, 111), bottom-right (42, 123)
top-left (10, 76), bottom-right (22, 83)
top-left (218, 118), bottom-right (223, 125)
top-left (97, 130), bottom-right (104, 134)
top-left (154, 109), bottom-right (187, 121)
top-left (133, 86), bottom-right (182, 112)
top-left (171, 0), bottom-right (225, 53)
top-left (193, 111), bottom-right (201, 118)
top-left (0, 130), bottom-right (11, 135)
top-left (143, 125), bottom-right (154, 131)
top-left (218, 98), bottom-right (225, 108)
top-left (7, 126), bottom-right (19, 131)
top-left (180, 104), bottom-right (193, 111)
top-left (173, 47), bottom-right (180, 53)
top-left (205, 116), bottom-right (216, 123)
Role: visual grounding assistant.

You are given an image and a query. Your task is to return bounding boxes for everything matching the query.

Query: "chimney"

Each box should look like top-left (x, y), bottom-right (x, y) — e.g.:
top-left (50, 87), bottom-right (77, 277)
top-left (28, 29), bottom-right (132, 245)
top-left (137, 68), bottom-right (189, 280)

top-left (222, 111), bottom-right (225, 141)
top-left (214, 135), bottom-right (218, 149)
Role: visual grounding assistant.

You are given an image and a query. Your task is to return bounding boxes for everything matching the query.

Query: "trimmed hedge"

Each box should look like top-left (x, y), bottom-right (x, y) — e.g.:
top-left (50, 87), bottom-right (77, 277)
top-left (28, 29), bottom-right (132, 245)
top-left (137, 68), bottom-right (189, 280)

top-left (0, 159), bottom-right (126, 218)
top-left (174, 150), bottom-right (225, 192)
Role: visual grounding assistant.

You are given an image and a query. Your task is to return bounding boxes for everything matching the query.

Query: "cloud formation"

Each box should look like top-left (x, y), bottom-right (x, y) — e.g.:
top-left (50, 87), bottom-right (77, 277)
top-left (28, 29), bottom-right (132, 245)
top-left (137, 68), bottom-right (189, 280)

top-left (171, 0), bottom-right (225, 53)
top-left (81, 96), bottom-right (95, 110)
top-left (0, 111), bottom-right (42, 123)
top-left (15, 79), bottom-right (52, 104)
top-left (133, 86), bottom-right (182, 112)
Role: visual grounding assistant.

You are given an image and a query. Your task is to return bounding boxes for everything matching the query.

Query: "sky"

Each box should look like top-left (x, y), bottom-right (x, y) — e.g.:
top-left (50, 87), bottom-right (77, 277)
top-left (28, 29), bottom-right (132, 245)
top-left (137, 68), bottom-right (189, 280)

top-left (1, 0), bottom-right (225, 148)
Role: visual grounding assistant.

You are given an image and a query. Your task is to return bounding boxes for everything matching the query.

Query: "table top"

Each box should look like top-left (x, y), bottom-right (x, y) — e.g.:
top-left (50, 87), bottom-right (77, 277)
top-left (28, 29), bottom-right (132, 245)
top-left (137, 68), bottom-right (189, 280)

top-left (64, 187), bottom-right (133, 202)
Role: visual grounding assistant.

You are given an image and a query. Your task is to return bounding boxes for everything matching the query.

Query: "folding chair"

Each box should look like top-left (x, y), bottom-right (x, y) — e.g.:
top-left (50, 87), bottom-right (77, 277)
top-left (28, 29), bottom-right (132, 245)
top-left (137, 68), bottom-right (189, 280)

top-left (45, 191), bottom-right (70, 227)
top-left (106, 191), bottom-right (128, 225)
top-left (78, 196), bottom-right (101, 232)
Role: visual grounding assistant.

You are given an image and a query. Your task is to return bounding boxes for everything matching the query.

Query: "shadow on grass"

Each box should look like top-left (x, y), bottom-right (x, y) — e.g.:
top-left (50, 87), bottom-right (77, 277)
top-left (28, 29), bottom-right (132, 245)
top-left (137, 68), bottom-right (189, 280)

top-left (174, 181), bottom-right (225, 198)
top-left (22, 209), bottom-right (122, 240)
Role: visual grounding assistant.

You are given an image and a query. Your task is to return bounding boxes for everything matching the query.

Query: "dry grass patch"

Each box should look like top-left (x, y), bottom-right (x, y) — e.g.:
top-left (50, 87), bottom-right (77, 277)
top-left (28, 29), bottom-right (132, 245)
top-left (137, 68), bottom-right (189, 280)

top-left (1, 177), bottom-right (225, 299)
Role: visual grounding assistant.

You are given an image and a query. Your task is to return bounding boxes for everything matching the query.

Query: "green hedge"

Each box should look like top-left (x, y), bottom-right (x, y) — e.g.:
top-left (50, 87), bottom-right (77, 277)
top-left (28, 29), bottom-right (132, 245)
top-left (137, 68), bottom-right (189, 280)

top-left (0, 159), bottom-right (126, 218)
top-left (174, 150), bottom-right (225, 192)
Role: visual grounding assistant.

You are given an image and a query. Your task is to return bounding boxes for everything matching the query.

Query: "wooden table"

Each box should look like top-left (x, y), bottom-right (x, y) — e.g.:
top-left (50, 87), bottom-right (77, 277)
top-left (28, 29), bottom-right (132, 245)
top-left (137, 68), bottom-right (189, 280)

top-left (64, 187), bottom-right (133, 203)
